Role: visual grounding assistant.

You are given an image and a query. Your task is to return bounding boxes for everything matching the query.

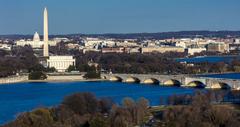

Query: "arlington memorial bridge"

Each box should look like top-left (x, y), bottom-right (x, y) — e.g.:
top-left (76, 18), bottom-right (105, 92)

top-left (102, 73), bottom-right (240, 90)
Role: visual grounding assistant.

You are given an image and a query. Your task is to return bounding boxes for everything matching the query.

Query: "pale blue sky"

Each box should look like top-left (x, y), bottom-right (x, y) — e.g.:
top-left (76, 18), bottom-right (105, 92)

top-left (0, 0), bottom-right (239, 34)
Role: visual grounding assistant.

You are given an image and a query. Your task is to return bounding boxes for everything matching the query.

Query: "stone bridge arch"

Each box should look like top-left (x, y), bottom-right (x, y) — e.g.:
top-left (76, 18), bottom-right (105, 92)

top-left (210, 82), bottom-right (231, 89)
top-left (163, 79), bottom-right (182, 87)
top-left (184, 77), bottom-right (206, 88)
top-left (206, 79), bottom-right (233, 89)
top-left (125, 76), bottom-right (141, 83)
top-left (109, 76), bottom-right (123, 82)
top-left (187, 81), bottom-right (206, 88)
top-left (142, 78), bottom-right (160, 85)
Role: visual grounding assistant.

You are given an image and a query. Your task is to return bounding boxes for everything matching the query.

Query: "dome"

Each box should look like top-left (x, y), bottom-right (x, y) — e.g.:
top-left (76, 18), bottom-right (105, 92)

top-left (33, 32), bottom-right (40, 41)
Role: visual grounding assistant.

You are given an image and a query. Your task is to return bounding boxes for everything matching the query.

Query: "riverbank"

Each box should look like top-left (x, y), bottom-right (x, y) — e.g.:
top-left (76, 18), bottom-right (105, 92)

top-left (27, 78), bottom-right (106, 83)
top-left (149, 103), bottom-right (240, 112)
top-left (176, 55), bottom-right (240, 63)
top-left (0, 76), bottom-right (28, 84)
top-left (0, 75), bottom-right (106, 85)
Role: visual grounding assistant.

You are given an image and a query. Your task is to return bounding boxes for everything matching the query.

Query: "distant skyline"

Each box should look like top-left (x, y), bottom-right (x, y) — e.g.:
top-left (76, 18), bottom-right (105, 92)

top-left (0, 0), bottom-right (240, 35)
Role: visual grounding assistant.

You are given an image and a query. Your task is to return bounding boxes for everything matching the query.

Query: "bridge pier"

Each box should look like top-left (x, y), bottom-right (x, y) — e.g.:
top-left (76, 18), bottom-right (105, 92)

top-left (102, 74), bottom-right (240, 90)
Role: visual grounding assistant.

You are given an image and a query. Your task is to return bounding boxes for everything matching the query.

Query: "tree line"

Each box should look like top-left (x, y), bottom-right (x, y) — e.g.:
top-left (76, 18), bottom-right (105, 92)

top-left (155, 91), bottom-right (240, 127)
top-left (73, 52), bottom-right (188, 74)
top-left (0, 46), bottom-right (56, 79)
top-left (73, 52), bottom-right (240, 74)
top-left (3, 90), bottom-right (240, 127)
top-left (0, 46), bottom-right (39, 77)
top-left (3, 93), bottom-right (149, 127)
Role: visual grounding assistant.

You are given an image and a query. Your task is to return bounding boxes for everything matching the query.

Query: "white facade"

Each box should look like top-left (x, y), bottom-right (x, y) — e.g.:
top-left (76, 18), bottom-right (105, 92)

top-left (16, 32), bottom-right (43, 48)
top-left (187, 47), bottom-right (206, 55)
top-left (83, 38), bottom-right (117, 48)
top-left (0, 44), bottom-right (11, 51)
top-left (175, 41), bottom-right (186, 48)
top-left (207, 43), bottom-right (229, 53)
top-left (47, 56), bottom-right (76, 72)
top-left (53, 37), bottom-right (70, 43)
top-left (84, 38), bottom-right (103, 47)
top-left (16, 39), bottom-right (57, 48)
top-left (16, 40), bottom-right (44, 48)
top-left (16, 32), bottom-right (57, 48)
top-left (117, 41), bottom-right (139, 47)
top-left (235, 39), bottom-right (240, 44)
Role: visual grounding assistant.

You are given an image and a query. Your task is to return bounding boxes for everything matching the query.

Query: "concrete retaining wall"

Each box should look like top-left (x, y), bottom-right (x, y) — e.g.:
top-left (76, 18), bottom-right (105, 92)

top-left (0, 76), bottom-right (28, 84)
top-left (47, 75), bottom-right (84, 81)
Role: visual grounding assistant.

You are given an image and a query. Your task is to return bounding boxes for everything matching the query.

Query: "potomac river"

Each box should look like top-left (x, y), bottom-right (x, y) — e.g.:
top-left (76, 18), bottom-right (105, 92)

top-left (1, 72), bottom-right (240, 124)
top-left (0, 81), bottom-right (197, 125)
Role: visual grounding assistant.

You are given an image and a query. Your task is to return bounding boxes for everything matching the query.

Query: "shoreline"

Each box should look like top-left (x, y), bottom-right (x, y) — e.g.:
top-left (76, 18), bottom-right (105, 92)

top-left (196, 72), bottom-right (240, 75)
top-left (27, 79), bottom-right (107, 83)
top-left (1, 72), bottom-right (240, 85)
top-left (176, 54), bottom-right (240, 59)
top-left (0, 78), bottom-right (108, 85)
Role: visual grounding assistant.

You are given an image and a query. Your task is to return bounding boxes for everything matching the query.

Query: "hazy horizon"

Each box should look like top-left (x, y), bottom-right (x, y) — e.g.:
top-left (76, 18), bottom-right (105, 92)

top-left (0, 0), bottom-right (240, 35)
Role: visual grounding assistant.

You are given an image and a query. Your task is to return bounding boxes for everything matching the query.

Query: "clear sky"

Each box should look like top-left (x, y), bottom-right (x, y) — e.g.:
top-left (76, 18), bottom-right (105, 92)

top-left (0, 0), bottom-right (239, 35)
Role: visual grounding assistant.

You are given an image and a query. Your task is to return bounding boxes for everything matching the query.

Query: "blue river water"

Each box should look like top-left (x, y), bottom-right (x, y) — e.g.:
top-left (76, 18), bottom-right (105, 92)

top-left (199, 73), bottom-right (240, 80)
top-left (176, 55), bottom-right (240, 63)
top-left (0, 81), bottom-right (197, 125)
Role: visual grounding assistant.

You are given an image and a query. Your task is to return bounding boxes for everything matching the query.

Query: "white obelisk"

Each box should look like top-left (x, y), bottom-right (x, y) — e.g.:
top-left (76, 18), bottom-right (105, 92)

top-left (43, 7), bottom-right (49, 57)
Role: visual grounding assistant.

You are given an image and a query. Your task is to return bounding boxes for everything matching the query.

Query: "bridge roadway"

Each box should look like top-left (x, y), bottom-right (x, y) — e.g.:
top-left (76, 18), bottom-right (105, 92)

top-left (101, 73), bottom-right (240, 90)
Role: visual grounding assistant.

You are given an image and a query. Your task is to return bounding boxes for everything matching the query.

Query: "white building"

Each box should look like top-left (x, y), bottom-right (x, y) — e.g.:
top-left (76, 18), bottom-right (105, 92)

top-left (141, 46), bottom-right (185, 53)
top-left (16, 32), bottom-right (58, 48)
top-left (47, 56), bottom-right (76, 72)
top-left (235, 39), bottom-right (240, 44)
top-left (53, 37), bottom-right (70, 43)
top-left (83, 38), bottom-right (117, 48)
top-left (116, 41), bottom-right (138, 47)
top-left (207, 43), bottom-right (229, 53)
top-left (83, 38), bottom-right (103, 47)
top-left (175, 41), bottom-right (186, 48)
top-left (187, 47), bottom-right (206, 55)
top-left (0, 44), bottom-right (11, 51)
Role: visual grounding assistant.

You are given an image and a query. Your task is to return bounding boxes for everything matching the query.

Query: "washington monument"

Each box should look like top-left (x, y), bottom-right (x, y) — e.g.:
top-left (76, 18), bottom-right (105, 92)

top-left (43, 7), bottom-right (49, 57)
